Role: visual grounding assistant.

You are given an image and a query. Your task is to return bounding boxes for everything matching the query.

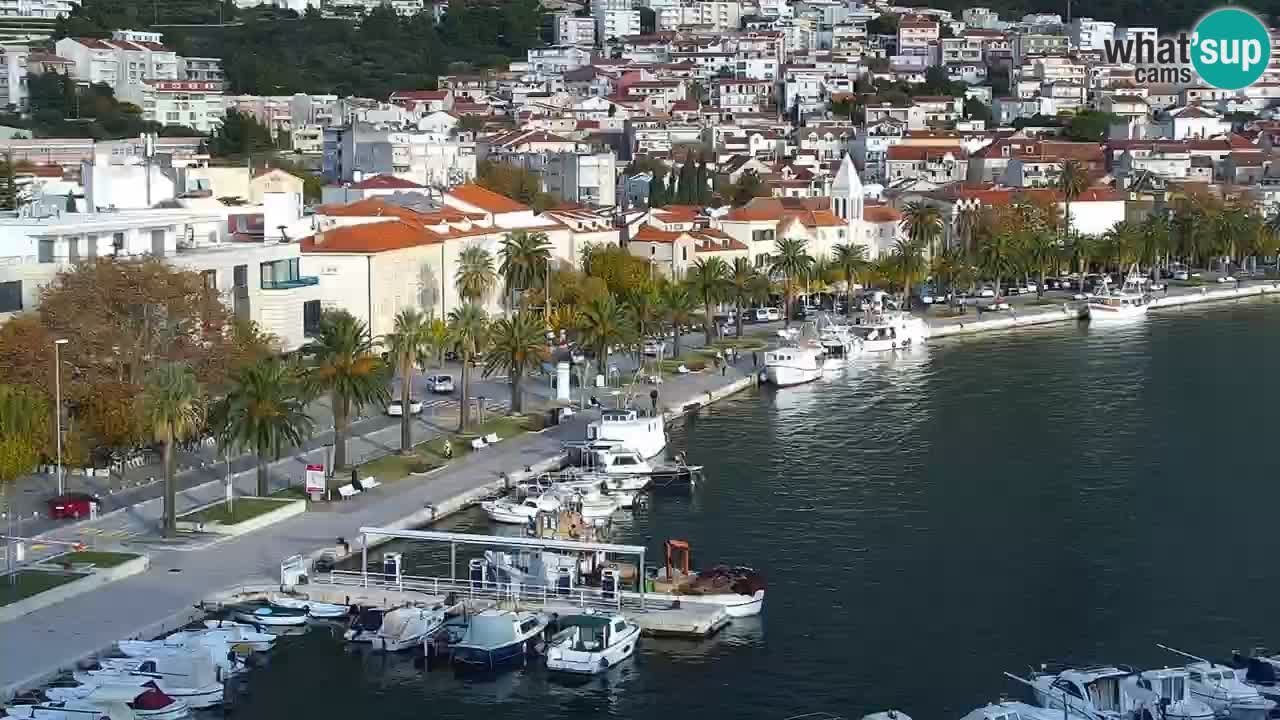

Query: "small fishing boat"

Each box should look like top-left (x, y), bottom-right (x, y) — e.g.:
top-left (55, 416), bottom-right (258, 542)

top-left (586, 408), bottom-right (667, 459)
top-left (268, 593), bottom-right (349, 619)
top-left (116, 639), bottom-right (244, 677)
top-left (229, 603), bottom-right (309, 627)
top-left (853, 311), bottom-right (929, 352)
top-left (568, 488), bottom-right (620, 522)
top-left (372, 606), bottom-right (448, 652)
top-left (763, 329), bottom-right (824, 387)
top-left (41, 685), bottom-right (190, 720)
top-left (482, 493), bottom-right (561, 525)
top-left (1087, 269), bottom-right (1149, 323)
top-left (73, 656), bottom-right (224, 709)
top-left (818, 318), bottom-right (861, 368)
top-left (545, 610), bottom-right (640, 675)
top-left (342, 607), bottom-right (385, 644)
top-left (647, 539), bottom-right (766, 617)
top-left (453, 609), bottom-right (549, 670)
top-left (168, 624), bottom-right (276, 653)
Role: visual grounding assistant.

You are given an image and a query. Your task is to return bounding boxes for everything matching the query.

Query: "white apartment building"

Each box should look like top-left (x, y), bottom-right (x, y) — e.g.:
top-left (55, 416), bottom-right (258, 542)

top-left (555, 14), bottom-right (596, 47)
top-left (713, 77), bottom-right (774, 114)
top-left (592, 0), bottom-right (640, 44)
top-left (961, 7), bottom-right (1001, 29)
top-left (1069, 18), bottom-right (1115, 51)
top-left (56, 30), bottom-right (178, 97)
top-left (328, 0), bottom-right (423, 15)
top-left (527, 45), bottom-right (593, 74)
top-left (757, 0), bottom-right (792, 18)
top-left (122, 79), bottom-right (225, 132)
top-left (0, 0), bottom-right (77, 18)
top-left (645, 0), bottom-right (682, 31)
top-left (897, 15), bottom-right (939, 55)
top-left (0, 45), bottom-right (28, 111)
top-left (507, 151), bottom-right (617, 207)
top-left (323, 123), bottom-right (477, 188)
top-left (177, 56), bottom-right (224, 83)
top-left (681, 0), bottom-right (741, 32)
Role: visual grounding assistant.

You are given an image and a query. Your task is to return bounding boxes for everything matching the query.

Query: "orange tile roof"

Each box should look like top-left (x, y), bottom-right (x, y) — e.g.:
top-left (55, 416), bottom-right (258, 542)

top-left (447, 183), bottom-right (530, 214)
top-left (349, 174), bottom-right (425, 190)
top-left (301, 220), bottom-right (441, 254)
top-left (863, 205), bottom-right (902, 223)
top-left (634, 225), bottom-right (684, 243)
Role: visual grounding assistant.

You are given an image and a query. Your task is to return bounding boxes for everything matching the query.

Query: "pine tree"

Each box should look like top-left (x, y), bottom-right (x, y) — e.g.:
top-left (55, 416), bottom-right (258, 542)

top-left (695, 159), bottom-right (709, 205)
top-left (669, 166), bottom-right (681, 204)
top-left (677, 161), bottom-right (696, 204)
top-left (648, 171), bottom-right (667, 208)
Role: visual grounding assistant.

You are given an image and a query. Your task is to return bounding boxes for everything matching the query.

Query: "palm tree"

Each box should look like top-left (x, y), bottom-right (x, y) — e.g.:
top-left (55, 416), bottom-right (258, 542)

top-left (456, 244), bottom-right (498, 305)
top-left (578, 295), bottom-right (629, 378)
top-left (660, 283), bottom-right (698, 358)
top-left (498, 230), bottom-right (552, 311)
top-left (447, 303), bottom-right (489, 432)
top-left (1138, 214), bottom-right (1170, 277)
top-left (140, 363), bottom-right (205, 537)
top-left (891, 236), bottom-right (928, 309)
top-left (727, 257), bottom-right (761, 337)
top-left (1024, 231), bottom-right (1058, 299)
top-left (686, 257), bottom-right (729, 345)
top-left (955, 205), bottom-right (982, 255)
top-left (626, 286), bottom-right (664, 354)
top-left (832, 242), bottom-right (870, 315)
top-left (902, 201), bottom-right (945, 257)
top-left (1212, 203), bottom-right (1250, 272)
top-left (1065, 233), bottom-right (1095, 290)
top-left (484, 312), bottom-right (548, 413)
top-left (769, 237), bottom-right (814, 327)
top-left (304, 310), bottom-right (389, 471)
top-left (384, 308), bottom-right (433, 454)
top-left (214, 358), bottom-right (313, 495)
top-left (978, 229), bottom-right (1016, 299)
top-left (1055, 159), bottom-right (1089, 243)
top-left (1102, 221), bottom-right (1142, 274)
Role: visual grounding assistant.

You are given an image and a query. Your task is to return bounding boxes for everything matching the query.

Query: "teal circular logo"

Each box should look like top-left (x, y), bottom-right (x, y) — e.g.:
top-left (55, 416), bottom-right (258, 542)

top-left (1192, 8), bottom-right (1271, 90)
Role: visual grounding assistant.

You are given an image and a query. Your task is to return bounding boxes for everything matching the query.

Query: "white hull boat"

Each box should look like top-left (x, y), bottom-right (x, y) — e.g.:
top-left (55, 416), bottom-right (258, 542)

top-left (1088, 269), bottom-right (1150, 323)
top-left (452, 609), bottom-right (549, 670)
top-left (546, 611), bottom-right (640, 675)
top-left (115, 641), bottom-right (243, 677)
top-left (372, 606), bottom-right (448, 652)
top-left (854, 312), bottom-right (929, 352)
top-left (268, 593), bottom-right (349, 619)
top-left (482, 493), bottom-right (561, 525)
top-left (569, 490), bottom-right (620, 521)
top-left (165, 626), bottom-right (275, 653)
top-left (229, 604), bottom-right (309, 627)
top-left (74, 673), bottom-right (223, 710)
top-left (41, 684), bottom-right (190, 720)
top-left (586, 409), bottom-right (666, 459)
top-left (763, 345), bottom-right (824, 386)
top-left (646, 540), bottom-right (766, 617)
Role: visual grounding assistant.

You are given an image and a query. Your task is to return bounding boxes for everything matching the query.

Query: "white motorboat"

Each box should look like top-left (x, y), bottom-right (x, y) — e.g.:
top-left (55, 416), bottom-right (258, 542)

top-left (586, 408), bottom-right (666, 459)
top-left (853, 311), bottom-right (929, 352)
top-left (959, 700), bottom-right (1088, 720)
top-left (567, 488), bottom-right (620, 522)
top-left (452, 609), bottom-right (549, 670)
top-left (116, 639), bottom-right (244, 678)
top-left (1087, 271), bottom-right (1149, 322)
top-left (229, 603), bottom-right (309, 627)
top-left (1228, 649), bottom-right (1280, 706)
top-left (763, 329), bottom-right (824, 386)
top-left (40, 685), bottom-right (190, 720)
top-left (482, 493), bottom-right (561, 525)
top-left (74, 655), bottom-right (224, 709)
top-left (372, 606), bottom-right (448, 652)
top-left (268, 593), bottom-right (349, 619)
top-left (167, 624), bottom-right (276, 653)
top-left (566, 443), bottom-right (701, 491)
top-left (607, 487), bottom-right (639, 509)
top-left (818, 318), bottom-right (861, 368)
top-left (545, 610), bottom-right (640, 675)
top-left (1137, 667), bottom-right (1217, 720)
top-left (1159, 645), bottom-right (1277, 720)
top-left (342, 607), bottom-right (385, 643)
top-left (1027, 664), bottom-right (1211, 720)
top-left (860, 710), bottom-right (914, 720)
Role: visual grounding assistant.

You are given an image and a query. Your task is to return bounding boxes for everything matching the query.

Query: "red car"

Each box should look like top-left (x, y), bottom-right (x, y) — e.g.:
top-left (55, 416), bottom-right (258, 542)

top-left (47, 492), bottom-right (101, 519)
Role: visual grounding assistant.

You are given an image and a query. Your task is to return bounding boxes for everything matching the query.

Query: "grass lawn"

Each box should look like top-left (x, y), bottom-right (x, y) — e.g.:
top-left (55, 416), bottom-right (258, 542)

top-left (181, 497), bottom-right (294, 525)
top-left (270, 487), bottom-right (311, 501)
top-left (356, 414), bottom-right (538, 483)
top-left (708, 336), bottom-right (769, 351)
top-left (0, 570), bottom-right (80, 607)
top-left (52, 551), bottom-right (137, 568)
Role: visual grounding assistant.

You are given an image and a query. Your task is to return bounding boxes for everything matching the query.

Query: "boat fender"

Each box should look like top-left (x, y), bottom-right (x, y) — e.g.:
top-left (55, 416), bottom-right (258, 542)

top-left (600, 658), bottom-right (610, 670)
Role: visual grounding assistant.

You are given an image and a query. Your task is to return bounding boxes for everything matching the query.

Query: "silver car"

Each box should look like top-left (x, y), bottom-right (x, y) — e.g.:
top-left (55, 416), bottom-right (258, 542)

top-left (425, 374), bottom-right (454, 393)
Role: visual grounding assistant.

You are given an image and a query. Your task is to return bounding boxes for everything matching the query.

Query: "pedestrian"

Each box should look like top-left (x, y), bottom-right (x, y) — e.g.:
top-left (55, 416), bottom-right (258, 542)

top-left (752, 351), bottom-right (758, 367)
top-left (721, 363), bottom-right (727, 377)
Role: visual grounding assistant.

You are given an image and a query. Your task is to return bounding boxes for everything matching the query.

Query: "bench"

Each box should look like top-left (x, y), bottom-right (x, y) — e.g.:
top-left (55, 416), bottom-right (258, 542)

top-left (484, 433), bottom-right (500, 445)
top-left (361, 477), bottom-right (381, 490)
top-left (337, 484), bottom-right (360, 499)
top-left (470, 438), bottom-right (488, 451)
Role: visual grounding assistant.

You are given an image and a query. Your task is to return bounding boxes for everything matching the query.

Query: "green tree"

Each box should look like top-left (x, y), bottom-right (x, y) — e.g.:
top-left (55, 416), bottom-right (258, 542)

top-left (686, 257), bottom-right (729, 345)
top-left (769, 238), bottom-right (814, 327)
top-left (730, 170), bottom-right (767, 207)
top-left (964, 97), bottom-right (993, 124)
top-left (212, 358), bottom-right (313, 496)
top-left (647, 171), bottom-right (667, 208)
top-left (303, 310), bottom-right (389, 471)
top-left (626, 286), bottom-right (664, 348)
top-left (660, 283), bottom-right (698, 359)
top-left (209, 108), bottom-right (275, 157)
top-left (578, 295), bottom-right (629, 378)
top-left (456, 244), bottom-right (498, 305)
top-left (978, 229), bottom-right (1017, 299)
top-left (140, 363), bottom-right (205, 536)
top-left (832, 243), bottom-right (871, 314)
top-left (726, 257), bottom-right (763, 337)
top-left (447, 303), bottom-right (488, 432)
top-left (902, 201), bottom-right (944, 257)
top-left (498, 230), bottom-right (552, 312)
top-left (866, 13), bottom-right (899, 34)
top-left (384, 308), bottom-right (433, 453)
top-left (1055, 159), bottom-right (1089, 247)
top-left (891, 237), bottom-right (928, 309)
top-left (1064, 110), bottom-right (1118, 142)
top-left (483, 311), bottom-right (547, 413)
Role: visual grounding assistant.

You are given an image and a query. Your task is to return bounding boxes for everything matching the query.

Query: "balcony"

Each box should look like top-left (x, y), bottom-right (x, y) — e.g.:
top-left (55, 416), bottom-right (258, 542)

top-left (261, 275), bottom-right (319, 290)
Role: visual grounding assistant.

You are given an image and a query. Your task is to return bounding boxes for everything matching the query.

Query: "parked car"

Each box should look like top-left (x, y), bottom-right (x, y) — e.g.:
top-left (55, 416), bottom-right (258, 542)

top-left (765, 307), bottom-right (782, 321)
top-left (979, 286), bottom-right (996, 298)
top-left (424, 374), bottom-right (454, 393)
top-left (1004, 286), bottom-right (1022, 295)
top-left (1024, 281), bottom-right (1038, 293)
top-left (642, 338), bottom-right (666, 356)
top-left (387, 398), bottom-right (424, 416)
top-left (48, 492), bottom-right (101, 520)
top-left (1150, 282), bottom-right (1167, 292)
top-left (1218, 275), bottom-right (1238, 283)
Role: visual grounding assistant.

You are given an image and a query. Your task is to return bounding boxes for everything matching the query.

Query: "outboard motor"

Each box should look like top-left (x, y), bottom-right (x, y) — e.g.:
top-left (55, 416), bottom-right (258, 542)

top-left (601, 568), bottom-right (618, 600)
top-left (469, 558), bottom-right (486, 589)
top-left (556, 566), bottom-right (572, 596)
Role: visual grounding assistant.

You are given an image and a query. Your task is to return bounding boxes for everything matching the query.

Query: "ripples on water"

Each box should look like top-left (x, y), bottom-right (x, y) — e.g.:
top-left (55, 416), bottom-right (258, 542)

top-left (233, 300), bottom-right (1280, 720)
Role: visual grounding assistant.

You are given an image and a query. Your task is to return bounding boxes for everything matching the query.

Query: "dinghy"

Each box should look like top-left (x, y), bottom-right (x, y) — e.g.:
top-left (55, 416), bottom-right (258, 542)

top-left (229, 603), bottom-right (309, 626)
top-left (268, 593), bottom-right (349, 619)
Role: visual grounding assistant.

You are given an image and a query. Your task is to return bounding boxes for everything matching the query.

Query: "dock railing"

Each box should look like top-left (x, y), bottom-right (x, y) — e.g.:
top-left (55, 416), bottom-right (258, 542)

top-left (318, 569), bottom-right (651, 613)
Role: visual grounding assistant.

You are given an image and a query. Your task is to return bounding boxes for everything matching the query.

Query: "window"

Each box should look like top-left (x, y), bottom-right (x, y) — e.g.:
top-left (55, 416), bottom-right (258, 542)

top-left (233, 264), bottom-right (248, 288)
top-left (112, 232), bottom-right (125, 253)
top-left (519, 618), bottom-right (540, 634)
top-left (614, 456), bottom-right (638, 466)
top-left (37, 237), bottom-right (54, 263)
top-left (681, 246), bottom-right (687, 261)
top-left (0, 280), bottom-right (21, 312)
top-left (85, 233), bottom-right (97, 258)
top-left (303, 300), bottom-right (322, 337)
top-left (202, 269), bottom-right (217, 290)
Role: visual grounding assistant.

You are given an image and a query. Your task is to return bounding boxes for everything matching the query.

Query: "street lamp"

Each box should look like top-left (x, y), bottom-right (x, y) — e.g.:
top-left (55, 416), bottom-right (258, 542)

top-left (54, 339), bottom-right (68, 496)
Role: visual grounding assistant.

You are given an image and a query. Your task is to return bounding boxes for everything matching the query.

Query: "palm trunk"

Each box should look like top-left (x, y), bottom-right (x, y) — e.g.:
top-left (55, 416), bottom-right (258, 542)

top-left (783, 279), bottom-right (793, 328)
top-left (1038, 266), bottom-right (1046, 300)
top-left (735, 301), bottom-right (744, 337)
top-left (256, 457), bottom-right (268, 496)
top-left (162, 439), bottom-right (176, 537)
top-left (458, 362), bottom-right (470, 432)
top-left (511, 371), bottom-right (522, 414)
top-left (399, 356), bottom-right (412, 454)
top-left (673, 326), bottom-right (682, 360)
top-left (333, 391), bottom-right (348, 470)
top-left (704, 301), bottom-right (714, 345)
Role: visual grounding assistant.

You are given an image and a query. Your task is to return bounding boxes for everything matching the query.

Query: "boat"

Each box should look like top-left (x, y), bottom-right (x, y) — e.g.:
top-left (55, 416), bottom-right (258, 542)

top-left (565, 442), bottom-right (701, 492)
top-left (958, 700), bottom-right (1088, 720)
top-left (167, 624), bottom-right (276, 653)
top-left (116, 639), bottom-right (244, 678)
top-left (586, 407), bottom-right (667, 459)
top-left (1087, 269), bottom-right (1149, 322)
top-left (1159, 645), bottom-right (1277, 720)
top-left (40, 685), bottom-right (190, 720)
top-left (73, 656), bottom-right (224, 709)
top-left (452, 609), bottom-right (550, 669)
top-left (372, 606), bottom-right (448, 652)
top-left (482, 493), bottom-right (562, 525)
top-left (1227, 649), bottom-right (1280, 706)
top-left (228, 602), bottom-right (309, 627)
top-left (1136, 667), bottom-right (1217, 720)
top-left (1027, 664), bottom-right (1206, 720)
top-left (646, 539), bottom-right (766, 617)
top-left (818, 317), bottom-right (861, 368)
top-left (268, 593), bottom-right (349, 619)
top-left (852, 311), bottom-right (929, 352)
top-left (567, 488), bottom-right (620, 522)
top-left (342, 607), bottom-right (385, 643)
top-left (763, 329), bottom-right (824, 386)
top-left (545, 610), bottom-right (640, 675)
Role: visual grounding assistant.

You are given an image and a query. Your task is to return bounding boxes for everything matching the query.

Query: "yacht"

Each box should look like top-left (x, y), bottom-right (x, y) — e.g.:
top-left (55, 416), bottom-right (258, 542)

top-left (1159, 645), bottom-right (1277, 720)
top-left (545, 610), bottom-right (640, 675)
top-left (853, 311), bottom-right (929, 352)
top-left (1087, 270), bottom-right (1149, 322)
top-left (763, 329), bottom-right (825, 387)
top-left (566, 442), bottom-right (701, 491)
top-left (586, 408), bottom-right (666, 459)
top-left (482, 493), bottom-right (562, 525)
top-left (372, 605), bottom-right (448, 652)
top-left (452, 609), bottom-right (550, 670)
top-left (818, 317), bottom-right (861, 368)
top-left (1027, 664), bottom-right (1209, 720)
